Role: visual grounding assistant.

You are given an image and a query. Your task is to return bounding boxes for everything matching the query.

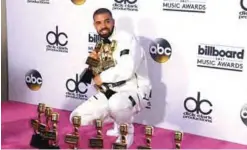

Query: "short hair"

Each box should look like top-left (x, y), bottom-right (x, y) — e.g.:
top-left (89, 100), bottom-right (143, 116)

top-left (93, 8), bottom-right (113, 20)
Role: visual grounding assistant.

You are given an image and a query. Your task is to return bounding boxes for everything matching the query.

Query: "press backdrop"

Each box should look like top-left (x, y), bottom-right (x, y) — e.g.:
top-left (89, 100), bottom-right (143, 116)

top-left (6, 0), bottom-right (247, 146)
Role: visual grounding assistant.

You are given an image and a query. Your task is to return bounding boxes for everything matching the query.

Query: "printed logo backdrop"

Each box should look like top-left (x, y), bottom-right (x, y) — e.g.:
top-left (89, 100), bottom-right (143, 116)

top-left (6, 0), bottom-right (247, 146)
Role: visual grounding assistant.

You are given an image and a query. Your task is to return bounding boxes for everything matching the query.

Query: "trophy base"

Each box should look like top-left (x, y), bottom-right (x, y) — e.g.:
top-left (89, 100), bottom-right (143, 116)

top-left (30, 134), bottom-right (50, 149)
top-left (39, 139), bottom-right (50, 149)
top-left (48, 145), bottom-right (60, 149)
top-left (175, 143), bottom-right (181, 149)
top-left (137, 146), bottom-right (151, 149)
top-left (89, 138), bottom-right (103, 148)
top-left (86, 57), bottom-right (100, 67)
top-left (30, 134), bottom-right (42, 148)
top-left (112, 143), bottom-right (127, 149)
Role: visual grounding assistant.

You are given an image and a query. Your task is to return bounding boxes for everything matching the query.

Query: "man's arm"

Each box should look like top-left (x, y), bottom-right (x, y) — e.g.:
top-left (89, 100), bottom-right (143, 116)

top-left (99, 35), bottom-right (143, 83)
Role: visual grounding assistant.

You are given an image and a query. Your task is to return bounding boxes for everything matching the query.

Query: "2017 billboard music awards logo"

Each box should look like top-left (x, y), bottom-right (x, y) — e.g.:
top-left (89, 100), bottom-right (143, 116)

top-left (27, 0), bottom-right (50, 4)
top-left (163, 0), bottom-right (207, 13)
top-left (25, 70), bottom-right (43, 91)
top-left (71, 0), bottom-right (86, 5)
top-left (112, 0), bottom-right (138, 11)
top-left (197, 44), bottom-right (245, 72)
top-left (239, 0), bottom-right (247, 19)
top-left (183, 92), bottom-right (213, 123)
top-left (88, 32), bottom-right (102, 52)
top-left (240, 104), bottom-right (247, 127)
top-left (65, 74), bottom-right (88, 100)
top-left (46, 26), bottom-right (68, 53)
top-left (149, 38), bottom-right (172, 63)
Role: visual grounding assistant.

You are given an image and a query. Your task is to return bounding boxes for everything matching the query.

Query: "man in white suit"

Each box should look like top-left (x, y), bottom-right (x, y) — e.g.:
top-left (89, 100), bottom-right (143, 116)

top-left (70, 8), bottom-right (152, 148)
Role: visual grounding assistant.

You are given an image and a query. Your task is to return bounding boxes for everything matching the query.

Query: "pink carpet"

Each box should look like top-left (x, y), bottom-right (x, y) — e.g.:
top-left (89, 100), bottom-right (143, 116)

top-left (1, 101), bottom-right (247, 149)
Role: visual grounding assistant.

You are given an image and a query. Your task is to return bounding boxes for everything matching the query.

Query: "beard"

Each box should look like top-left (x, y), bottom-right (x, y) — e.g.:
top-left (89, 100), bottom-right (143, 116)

top-left (98, 26), bottom-right (114, 39)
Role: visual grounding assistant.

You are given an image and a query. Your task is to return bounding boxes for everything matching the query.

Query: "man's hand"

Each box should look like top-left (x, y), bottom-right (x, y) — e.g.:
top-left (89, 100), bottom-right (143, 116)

top-left (93, 74), bottom-right (103, 86)
top-left (89, 51), bottom-right (99, 60)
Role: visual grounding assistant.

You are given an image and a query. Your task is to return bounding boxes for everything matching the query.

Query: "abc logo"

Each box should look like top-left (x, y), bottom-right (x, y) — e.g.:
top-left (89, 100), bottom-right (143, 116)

top-left (71, 0), bottom-right (86, 5)
top-left (115, 0), bottom-right (137, 4)
top-left (240, 0), bottom-right (247, 11)
top-left (240, 104), bottom-right (247, 126)
top-left (149, 38), bottom-right (172, 63)
top-left (25, 70), bottom-right (42, 91)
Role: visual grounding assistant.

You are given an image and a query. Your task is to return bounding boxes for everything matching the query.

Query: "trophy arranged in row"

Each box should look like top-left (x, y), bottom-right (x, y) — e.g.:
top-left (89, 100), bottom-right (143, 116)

top-left (30, 103), bottom-right (183, 149)
top-left (30, 103), bottom-right (60, 149)
top-left (89, 119), bottom-right (104, 148)
top-left (64, 116), bottom-right (81, 149)
top-left (137, 126), bottom-right (154, 149)
top-left (174, 131), bottom-right (183, 149)
top-left (112, 124), bottom-right (129, 149)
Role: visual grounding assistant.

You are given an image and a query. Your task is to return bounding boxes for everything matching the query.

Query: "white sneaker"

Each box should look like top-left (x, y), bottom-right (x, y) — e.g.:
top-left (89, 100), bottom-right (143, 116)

top-left (114, 124), bottom-right (134, 148)
top-left (106, 122), bottom-right (119, 136)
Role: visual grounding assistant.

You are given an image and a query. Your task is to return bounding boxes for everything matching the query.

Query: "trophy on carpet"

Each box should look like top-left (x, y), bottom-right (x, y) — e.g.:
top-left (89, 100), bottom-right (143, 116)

top-left (65, 116), bottom-right (81, 149)
top-left (44, 112), bottom-right (60, 149)
top-left (137, 126), bottom-right (154, 149)
top-left (79, 40), bottom-right (118, 99)
top-left (40, 107), bottom-right (53, 149)
top-left (112, 124), bottom-right (128, 149)
top-left (89, 119), bottom-right (104, 148)
top-left (174, 131), bottom-right (183, 149)
top-left (30, 103), bottom-right (49, 148)
top-left (45, 107), bottom-right (53, 129)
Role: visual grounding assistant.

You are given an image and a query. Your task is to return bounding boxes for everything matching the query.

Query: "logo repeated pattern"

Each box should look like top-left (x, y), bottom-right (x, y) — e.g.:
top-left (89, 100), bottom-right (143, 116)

top-left (15, 0), bottom-right (247, 145)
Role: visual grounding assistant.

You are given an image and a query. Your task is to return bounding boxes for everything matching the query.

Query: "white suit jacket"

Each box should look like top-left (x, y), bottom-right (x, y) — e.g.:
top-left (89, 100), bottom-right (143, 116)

top-left (99, 28), bottom-right (152, 100)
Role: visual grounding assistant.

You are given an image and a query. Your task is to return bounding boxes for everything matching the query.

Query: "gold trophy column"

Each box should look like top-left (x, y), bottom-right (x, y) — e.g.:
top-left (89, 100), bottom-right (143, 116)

top-left (30, 103), bottom-right (46, 148)
top-left (89, 119), bottom-right (104, 148)
top-left (48, 112), bottom-right (60, 149)
top-left (137, 126), bottom-right (154, 149)
top-left (65, 116), bottom-right (81, 149)
top-left (112, 124), bottom-right (128, 149)
top-left (174, 131), bottom-right (183, 149)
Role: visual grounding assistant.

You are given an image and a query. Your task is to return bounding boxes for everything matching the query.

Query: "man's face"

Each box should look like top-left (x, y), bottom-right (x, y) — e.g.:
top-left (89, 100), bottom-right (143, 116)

top-left (93, 13), bottom-right (114, 38)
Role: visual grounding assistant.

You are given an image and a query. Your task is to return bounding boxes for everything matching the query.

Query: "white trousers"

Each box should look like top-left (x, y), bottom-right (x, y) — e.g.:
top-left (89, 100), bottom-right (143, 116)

top-left (69, 90), bottom-right (145, 126)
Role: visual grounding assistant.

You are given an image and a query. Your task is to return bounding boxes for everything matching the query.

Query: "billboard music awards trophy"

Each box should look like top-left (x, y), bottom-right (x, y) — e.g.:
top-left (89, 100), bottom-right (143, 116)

top-left (30, 103), bottom-right (49, 148)
top-left (43, 112), bottom-right (60, 149)
top-left (89, 119), bottom-right (104, 148)
top-left (80, 40), bottom-right (118, 99)
top-left (174, 131), bottom-right (183, 149)
top-left (64, 116), bottom-right (81, 149)
top-left (112, 124), bottom-right (128, 149)
top-left (42, 107), bottom-right (53, 148)
top-left (137, 126), bottom-right (154, 149)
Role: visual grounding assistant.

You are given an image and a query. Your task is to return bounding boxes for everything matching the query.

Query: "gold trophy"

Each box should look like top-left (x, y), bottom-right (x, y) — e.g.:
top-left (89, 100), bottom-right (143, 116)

top-left (80, 41), bottom-right (103, 84)
top-left (89, 119), bottom-right (104, 148)
top-left (137, 126), bottom-right (154, 149)
top-left (65, 116), bottom-right (81, 149)
top-left (112, 124), bottom-right (128, 149)
top-left (44, 107), bottom-right (53, 136)
top-left (174, 131), bottom-right (183, 149)
top-left (30, 103), bottom-right (48, 148)
top-left (80, 40), bottom-right (117, 86)
top-left (45, 107), bottom-right (53, 129)
top-left (45, 112), bottom-right (60, 149)
top-left (42, 107), bottom-right (53, 148)
top-left (101, 40), bottom-right (117, 71)
top-left (93, 40), bottom-right (118, 99)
